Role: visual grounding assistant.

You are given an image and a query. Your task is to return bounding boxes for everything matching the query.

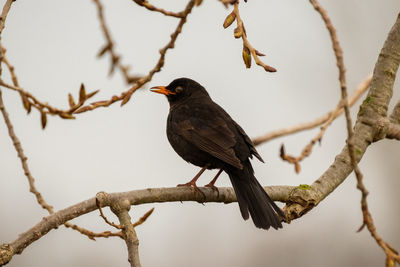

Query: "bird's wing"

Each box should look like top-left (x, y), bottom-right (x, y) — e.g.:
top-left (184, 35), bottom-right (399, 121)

top-left (172, 117), bottom-right (243, 169)
top-left (232, 121), bottom-right (264, 163)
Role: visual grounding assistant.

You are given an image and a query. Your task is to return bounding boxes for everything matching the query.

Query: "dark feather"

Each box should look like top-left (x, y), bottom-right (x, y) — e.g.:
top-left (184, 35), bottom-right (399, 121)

top-left (158, 77), bottom-right (284, 230)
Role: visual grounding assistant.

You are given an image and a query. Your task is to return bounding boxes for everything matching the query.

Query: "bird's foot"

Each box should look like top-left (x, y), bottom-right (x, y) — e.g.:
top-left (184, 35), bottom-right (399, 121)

top-left (177, 181), bottom-right (206, 202)
top-left (204, 183), bottom-right (219, 198)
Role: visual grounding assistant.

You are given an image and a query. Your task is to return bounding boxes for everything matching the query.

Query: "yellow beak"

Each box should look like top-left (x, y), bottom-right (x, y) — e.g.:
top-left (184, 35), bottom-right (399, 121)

top-left (150, 86), bottom-right (175, 96)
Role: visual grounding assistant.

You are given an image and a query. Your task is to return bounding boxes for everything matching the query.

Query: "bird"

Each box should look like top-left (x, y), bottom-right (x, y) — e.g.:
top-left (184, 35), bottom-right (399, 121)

top-left (151, 77), bottom-right (284, 230)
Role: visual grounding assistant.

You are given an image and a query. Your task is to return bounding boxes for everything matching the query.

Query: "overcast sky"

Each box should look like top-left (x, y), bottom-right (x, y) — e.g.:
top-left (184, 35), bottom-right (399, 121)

top-left (1, 1), bottom-right (399, 266)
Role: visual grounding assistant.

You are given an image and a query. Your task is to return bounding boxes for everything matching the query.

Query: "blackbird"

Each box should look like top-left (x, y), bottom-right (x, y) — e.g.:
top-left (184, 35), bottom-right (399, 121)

top-left (151, 78), bottom-right (284, 230)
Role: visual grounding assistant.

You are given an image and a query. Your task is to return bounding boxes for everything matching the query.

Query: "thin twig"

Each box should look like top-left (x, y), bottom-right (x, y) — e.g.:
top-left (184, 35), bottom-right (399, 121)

top-left (253, 75), bottom-right (372, 146)
top-left (0, 0), bottom-right (14, 37)
top-left (269, 76), bottom-right (371, 173)
top-left (226, 2), bottom-right (276, 72)
top-left (0, 88), bottom-right (126, 242)
top-left (74, 0), bottom-right (196, 113)
top-left (0, 1), bottom-right (195, 117)
top-left (93, 0), bottom-right (142, 84)
top-left (96, 198), bottom-right (123, 229)
top-left (1, 47), bottom-right (18, 86)
top-left (0, 65), bottom-right (98, 123)
top-left (0, 89), bottom-right (54, 213)
top-left (64, 223), bottom-right (123, 240)
top-left (0, 47), bottom-right (124, 241)
top-left (132, 0), bottom-right (185, 18)
top-left (132, 208), bottom-right (154, 227)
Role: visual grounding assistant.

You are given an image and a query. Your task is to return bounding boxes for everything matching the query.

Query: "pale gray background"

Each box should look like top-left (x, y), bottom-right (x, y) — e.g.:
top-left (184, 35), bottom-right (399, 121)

top-left (0, 0), bottom-right (399, 266)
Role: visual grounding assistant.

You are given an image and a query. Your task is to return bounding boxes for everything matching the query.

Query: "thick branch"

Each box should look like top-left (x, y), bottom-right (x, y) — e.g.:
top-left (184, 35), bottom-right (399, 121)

top-left (389, 100), bottom-right (400, 124)
top-left (97, 192), bottom-right (141, 267)
top-left (284, 11), bottom-right (400, 220)
top-left (0, 84), bottom-right (123, 243)
top-left (386, 122), bottom-right (400, 140)
top-left (356, 13), bottom-right (400, 265)
top-left (285, 11), bottom-right (400, 265)
top-left (0, 185), bottom-right (293, 265)
top-left (387, 100), bottom-right (400, 139)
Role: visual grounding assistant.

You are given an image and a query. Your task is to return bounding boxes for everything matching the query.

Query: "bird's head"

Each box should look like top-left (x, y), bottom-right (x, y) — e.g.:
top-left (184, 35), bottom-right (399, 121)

top-left (150, 77), bottom-right (209, 104)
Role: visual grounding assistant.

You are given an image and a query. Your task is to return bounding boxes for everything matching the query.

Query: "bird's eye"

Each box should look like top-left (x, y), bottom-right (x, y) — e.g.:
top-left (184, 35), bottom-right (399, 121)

top-left (175, 86), bottom-right (183, 93)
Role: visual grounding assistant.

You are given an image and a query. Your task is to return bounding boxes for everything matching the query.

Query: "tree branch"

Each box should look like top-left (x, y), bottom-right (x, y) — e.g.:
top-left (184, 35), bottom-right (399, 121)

top-left (278, 75), bottom-right (372, 173)
top-left (0, 185), bottom-right (293, 265)
top-left (93, 0), bottom-right (142, 84)
top-left (387, 101), bottom-right (400, 140)
top-left (389, 100), bottom-right (400, 124)
top-left (223, 1), bottom-right (276, 72)
top-left (74, 0), bottom-right (196, 112)
top-left (252, 75), bottom-right (372, 146)
top-left (354, 12), bottom-right (400, 265)
top-left (0, 0), bottom-right (14, 37)
top-left (0, 87), bottom-right (128, 245)
top-left (0, 0), bottom-right (196, 120)
top-left (132, 0), bottom-right (185, 18)
top-left (0, 89), bottom-right (54, 212)
top-left (1, 2), bottom-right (400, 266)
top-left (97, 192), bottom-right (141, 267)
top-left (386, 122), bottom-right (400, 140)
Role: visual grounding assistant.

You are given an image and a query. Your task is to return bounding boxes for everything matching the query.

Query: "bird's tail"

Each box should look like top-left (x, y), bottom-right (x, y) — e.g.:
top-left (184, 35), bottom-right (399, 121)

top-left (227, 160), bottom-right (284, 230)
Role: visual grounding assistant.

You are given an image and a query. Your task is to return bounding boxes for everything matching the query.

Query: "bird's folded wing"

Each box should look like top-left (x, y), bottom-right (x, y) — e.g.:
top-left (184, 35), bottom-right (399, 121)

top-left (173, 118), bottom-right (243, 169)
top-left (232, 121), bottom-right (264, 163)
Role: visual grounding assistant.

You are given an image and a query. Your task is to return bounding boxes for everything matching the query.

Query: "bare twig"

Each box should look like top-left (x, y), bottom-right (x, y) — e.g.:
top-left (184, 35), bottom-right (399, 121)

top-left (1, 47), bottom-right (18, 86)
top-left (0, 89), bottom-right (54, 213)
top-left (64, 223), bottom-right (123, 240)
top-left (276, 76), bottom-right (372, 172)
top-left (0, 185), bottom-right (293, 265)
top-left (0, 75), bottom-right (99, 124)
top-left (223, 2), bottom-right (276, 72)
top-left (0, 0), bottom-right (14, 37)
top-left (74, 0), bottom-right (196, 113)
top-left (132, 208), bottom-right (154, 227)
top-left (132, 0), bottom-right (185, 18)
top-left (93, 0), bottom-right (141, 84)
top-left (0, 46), bottom-right (125, 242)
top-left (97, 192), bottom-right (142, 267)
top-left (0, 1), bottom-right (195, 118)
top-left (0, 88), bottom-right (126, 243)
top-left (96, 198), bottom-right (123, 229)
top-left (253, 75), bottom-right (372, 146)
top-left (311, 1), bottom-right (400, 265)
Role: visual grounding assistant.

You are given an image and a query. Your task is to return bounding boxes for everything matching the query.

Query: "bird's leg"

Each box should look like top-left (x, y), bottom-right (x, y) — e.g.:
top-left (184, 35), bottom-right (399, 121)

top-left (177, 164), bottom-right (210, 199)
top-left (205, 169), bottom-right (223, 197)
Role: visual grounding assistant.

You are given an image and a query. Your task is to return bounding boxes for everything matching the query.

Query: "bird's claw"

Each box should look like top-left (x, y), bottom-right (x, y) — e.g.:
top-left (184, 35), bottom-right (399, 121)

top-left (204, 183), bottom-right (220, 198)
top-left (177, 181), bottom-right (206, 202)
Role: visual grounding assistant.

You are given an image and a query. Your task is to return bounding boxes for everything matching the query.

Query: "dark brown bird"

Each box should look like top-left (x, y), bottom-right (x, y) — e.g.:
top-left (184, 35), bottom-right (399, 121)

top-left (151, 78), bottom-right (284, 230)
